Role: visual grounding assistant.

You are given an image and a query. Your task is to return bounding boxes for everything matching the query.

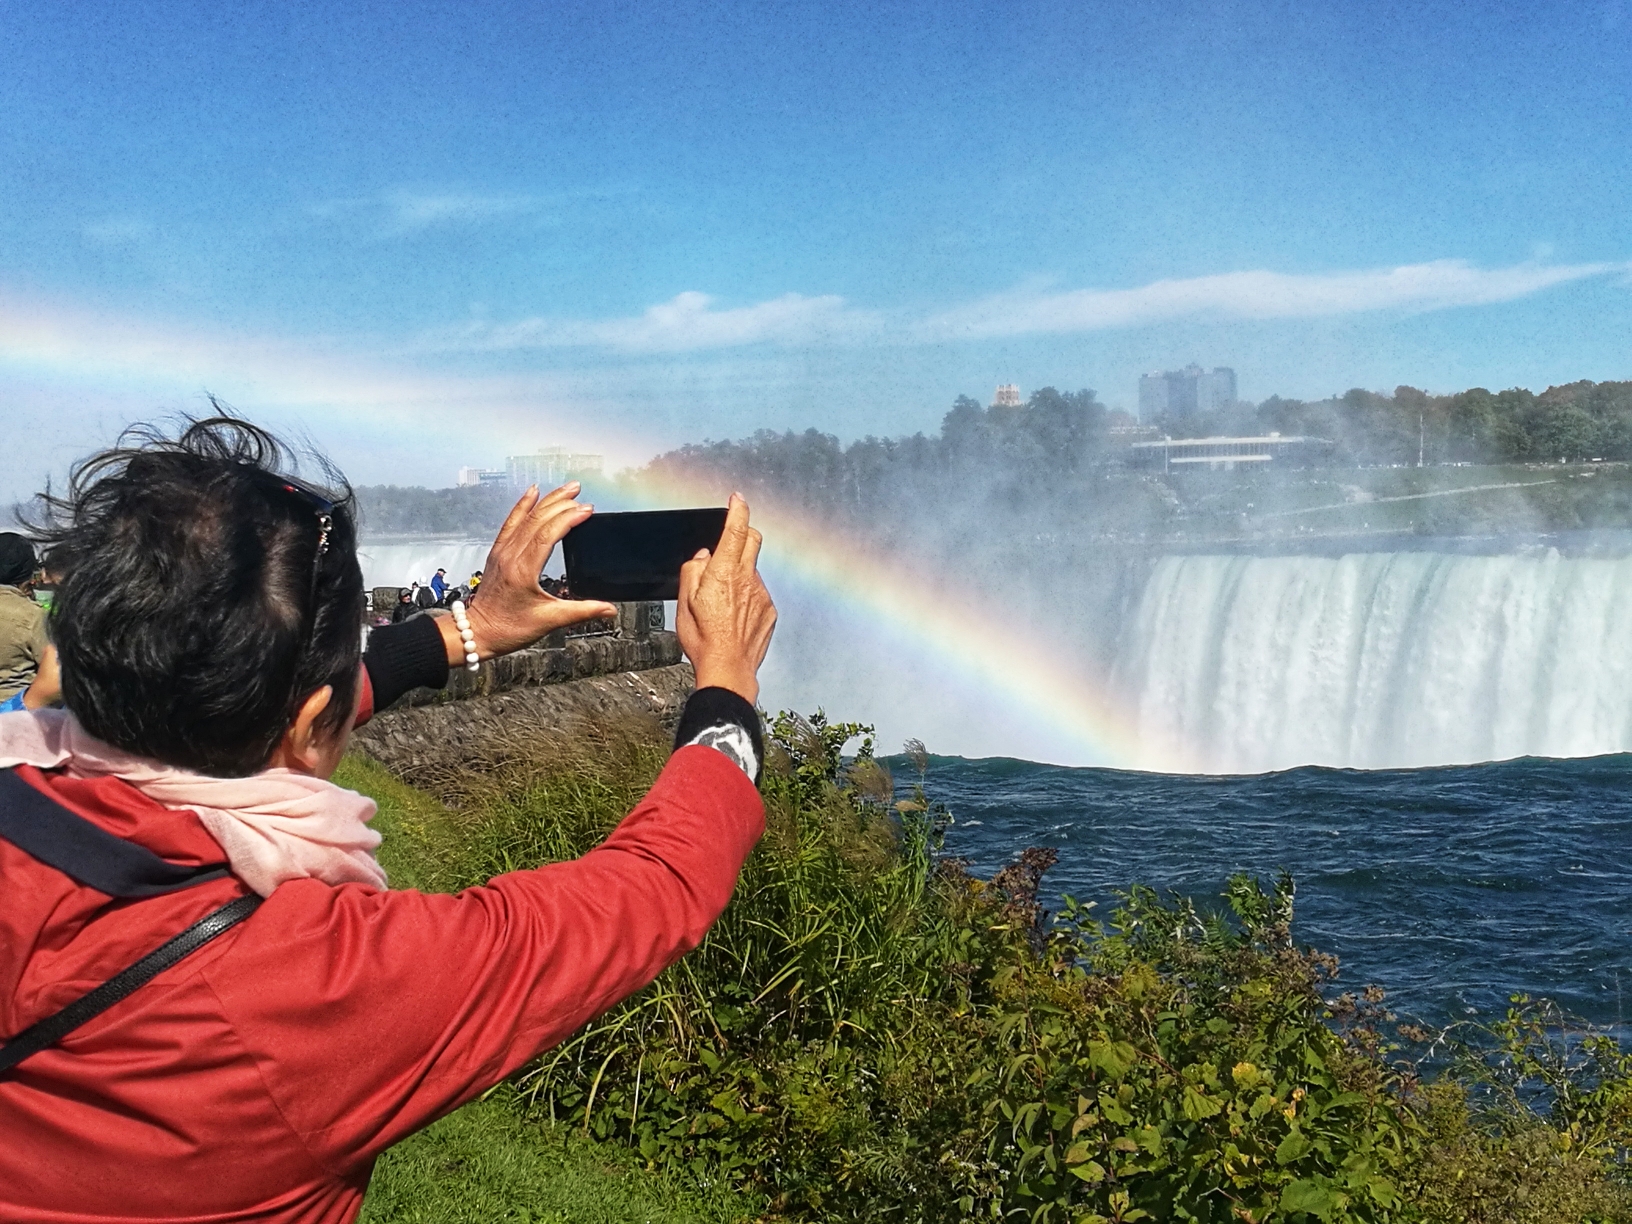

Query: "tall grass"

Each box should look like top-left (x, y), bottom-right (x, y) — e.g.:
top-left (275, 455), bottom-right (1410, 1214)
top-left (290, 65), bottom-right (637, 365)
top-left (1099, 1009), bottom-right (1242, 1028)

top-left (347, 712), bottom-right (1632, 1223)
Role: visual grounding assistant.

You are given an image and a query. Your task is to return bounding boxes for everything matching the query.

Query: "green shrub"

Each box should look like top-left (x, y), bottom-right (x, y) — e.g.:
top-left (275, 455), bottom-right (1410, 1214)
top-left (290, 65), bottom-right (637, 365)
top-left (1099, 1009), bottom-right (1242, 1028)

top-left (351, 711), bottom-right (1632, 1223)
top-left (985, 876), bottom-right (1419, 1222)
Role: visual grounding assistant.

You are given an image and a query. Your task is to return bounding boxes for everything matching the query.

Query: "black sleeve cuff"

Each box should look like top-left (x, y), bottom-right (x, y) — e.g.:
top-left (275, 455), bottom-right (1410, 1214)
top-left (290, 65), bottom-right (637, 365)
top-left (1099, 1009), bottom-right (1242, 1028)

top-left (363, 615), bottom-right (451, 713)
top-left (673, 686), bottom-right (764, 783)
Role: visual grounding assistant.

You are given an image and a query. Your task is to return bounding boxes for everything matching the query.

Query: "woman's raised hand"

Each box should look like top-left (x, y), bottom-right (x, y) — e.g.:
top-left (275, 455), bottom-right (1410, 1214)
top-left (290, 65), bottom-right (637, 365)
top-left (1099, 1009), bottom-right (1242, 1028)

top-left (676, 493), bottom-right (777, 704)
top-left (444, 482), bottom-right (617, 666)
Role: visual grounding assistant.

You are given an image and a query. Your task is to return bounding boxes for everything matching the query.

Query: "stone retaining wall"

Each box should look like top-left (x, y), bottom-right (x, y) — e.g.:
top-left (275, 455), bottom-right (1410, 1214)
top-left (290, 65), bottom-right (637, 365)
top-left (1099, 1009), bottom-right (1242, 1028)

top-left (352, 600), bottom-right (692, 777)
top-left (388, 629), bottom-right (683, 709)
top-left (351, 662), bottom-right (696, 779)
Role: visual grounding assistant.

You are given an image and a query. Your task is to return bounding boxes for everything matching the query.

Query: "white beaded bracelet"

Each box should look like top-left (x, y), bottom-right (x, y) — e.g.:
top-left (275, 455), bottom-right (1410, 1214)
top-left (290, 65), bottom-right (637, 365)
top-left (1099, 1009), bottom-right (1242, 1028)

top-left (450, 600), bottom-right (480, 672)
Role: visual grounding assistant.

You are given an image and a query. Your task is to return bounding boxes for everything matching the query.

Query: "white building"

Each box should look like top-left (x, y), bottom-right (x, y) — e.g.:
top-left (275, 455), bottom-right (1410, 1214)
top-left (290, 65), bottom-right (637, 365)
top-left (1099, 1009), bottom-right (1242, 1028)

top-left (505, 448), bottom-right (604, 490)
top-left (991, 384), bottom-right (1022, 409)
top-left (1138, 366), bottom-right (1237, 421)
top-left (1127, 434), bottom-right (1331, 470)
top-left (456, 467), bottom-right (508, 488)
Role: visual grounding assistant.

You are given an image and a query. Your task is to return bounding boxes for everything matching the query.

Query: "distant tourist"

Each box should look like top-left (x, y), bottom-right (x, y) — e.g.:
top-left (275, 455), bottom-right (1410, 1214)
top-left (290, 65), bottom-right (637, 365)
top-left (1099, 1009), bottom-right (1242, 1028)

top-left (29, 546), bottom-right (66, 612)
top-left (0, 533), bottom-right (46, 706)
top-left (389, 588), bottom-right (417, 624)
top-left (413, 582), bottom-right (435, 610)
top-left (430, 568), bottom-right (447, 603)
top-left (0, 415), bottom-right (776, 1221)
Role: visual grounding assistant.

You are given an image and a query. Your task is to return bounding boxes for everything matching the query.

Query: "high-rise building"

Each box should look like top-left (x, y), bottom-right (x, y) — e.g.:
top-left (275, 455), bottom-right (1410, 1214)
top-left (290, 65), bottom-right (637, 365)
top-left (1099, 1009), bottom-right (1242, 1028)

top-left (1138, 366), bottom-right (1237, 421)
top-left (991, 384), bottom-right (1022, 409)
top-left (504, 448), bottom-right (605, 490)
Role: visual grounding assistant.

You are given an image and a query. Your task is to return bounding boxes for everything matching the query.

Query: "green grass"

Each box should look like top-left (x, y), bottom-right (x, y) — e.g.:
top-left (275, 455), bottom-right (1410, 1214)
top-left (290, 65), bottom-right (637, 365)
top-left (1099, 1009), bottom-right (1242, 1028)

top-left (357, 1090), bottom-right (762, 1224)
top-left (333, 753), bottom-right (450, 892)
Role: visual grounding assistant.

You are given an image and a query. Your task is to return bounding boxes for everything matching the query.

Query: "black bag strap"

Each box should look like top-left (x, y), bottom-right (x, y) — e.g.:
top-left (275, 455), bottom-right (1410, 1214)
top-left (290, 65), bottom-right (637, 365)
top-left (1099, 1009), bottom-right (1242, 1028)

top-left (0, 893), bottom-right (261, 1077)
top-left (0, 768), bottom-right (231, 897)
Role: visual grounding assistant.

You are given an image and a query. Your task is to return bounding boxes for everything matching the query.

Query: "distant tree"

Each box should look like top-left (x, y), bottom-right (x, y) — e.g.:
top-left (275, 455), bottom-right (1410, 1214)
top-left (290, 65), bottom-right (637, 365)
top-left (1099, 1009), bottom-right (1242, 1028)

top-left (1013, 387), bottom-right (1105, 473)
top-left (1254, 395), bottom-right (1311, 436)
top-left (353, 484), bottom-right (514, 536)
top-left (1336, 388), bottom-right (1415, 465)
top-left (1536, 405), bottom-right (1598, 462)
top-left (940, 395), bottom-right (990, 459)
top-left (1490, 388), bottom-right (1538, 461)
top-left (1447, 388), bottom-right (1495, 462)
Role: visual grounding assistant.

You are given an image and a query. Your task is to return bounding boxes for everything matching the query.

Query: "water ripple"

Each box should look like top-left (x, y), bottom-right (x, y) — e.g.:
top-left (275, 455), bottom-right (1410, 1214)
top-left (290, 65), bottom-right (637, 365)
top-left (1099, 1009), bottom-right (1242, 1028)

top-left (902, 753), bottom-right (1632, 1027)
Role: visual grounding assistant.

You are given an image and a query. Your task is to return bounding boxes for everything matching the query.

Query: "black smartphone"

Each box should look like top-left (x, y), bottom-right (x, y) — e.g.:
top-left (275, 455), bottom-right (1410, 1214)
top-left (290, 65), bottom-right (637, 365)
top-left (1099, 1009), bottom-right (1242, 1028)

top-left (561, 508), bottom-right (729, 601)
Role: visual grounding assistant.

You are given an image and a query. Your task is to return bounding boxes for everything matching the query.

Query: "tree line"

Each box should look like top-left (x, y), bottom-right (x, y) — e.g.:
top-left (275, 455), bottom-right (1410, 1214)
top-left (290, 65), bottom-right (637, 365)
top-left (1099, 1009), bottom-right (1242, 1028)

top-left (352, 483), bottom-right (516, 537)
top-left (636, 378), bottom-right (1632, 507)
top-left (348, 377), bottom-right (1632, 536)
top-left (634, 387), bottom-right (1113, 522)
top-left (1198, 379), bottom-right (1632, 466)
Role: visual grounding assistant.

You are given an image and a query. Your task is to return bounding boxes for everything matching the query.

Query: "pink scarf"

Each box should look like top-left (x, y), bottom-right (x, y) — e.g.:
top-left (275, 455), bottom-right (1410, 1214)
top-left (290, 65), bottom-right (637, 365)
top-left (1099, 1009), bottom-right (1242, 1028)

top-left (0, 708), bottom-right (386, 897)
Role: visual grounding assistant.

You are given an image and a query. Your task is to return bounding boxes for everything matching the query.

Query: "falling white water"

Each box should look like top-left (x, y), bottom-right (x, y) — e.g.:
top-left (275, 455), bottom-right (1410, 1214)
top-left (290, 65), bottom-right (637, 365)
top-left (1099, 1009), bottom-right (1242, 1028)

top-left (356, 539), bottom-right (495, 592)
top-left (1114, 550), bottom-right (1632, 773)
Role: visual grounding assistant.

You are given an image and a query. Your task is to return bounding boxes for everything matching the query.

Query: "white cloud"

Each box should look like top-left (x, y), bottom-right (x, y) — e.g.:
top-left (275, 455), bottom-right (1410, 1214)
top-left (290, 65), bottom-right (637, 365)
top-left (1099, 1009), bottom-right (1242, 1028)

top-left (383, 191), bottom-right (538, 232)
top-left (306, 190), bottom-right (543, 236)
top-left (421, 258), bottom-right (1626, 357)
top-left (433, 290), bottom-right (872, 354)
top-left (915, 259), bottom-right (1625, 341)
top-left (82, 217), bottom-right (154, 245)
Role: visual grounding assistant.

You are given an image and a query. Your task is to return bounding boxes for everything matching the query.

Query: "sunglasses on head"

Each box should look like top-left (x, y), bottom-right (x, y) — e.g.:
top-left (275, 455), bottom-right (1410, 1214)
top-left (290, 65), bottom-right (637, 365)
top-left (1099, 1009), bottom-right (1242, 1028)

top-left (279, 478), bottom-right (335, 559)
top-left (278, 477), bottom-right (338, 618)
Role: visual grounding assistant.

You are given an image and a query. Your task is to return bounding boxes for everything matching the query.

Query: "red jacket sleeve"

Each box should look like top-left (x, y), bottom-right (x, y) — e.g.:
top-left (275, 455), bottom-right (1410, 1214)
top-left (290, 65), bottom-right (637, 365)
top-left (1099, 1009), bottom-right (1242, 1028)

top-left (201, 745), bottom-right (763, 1173)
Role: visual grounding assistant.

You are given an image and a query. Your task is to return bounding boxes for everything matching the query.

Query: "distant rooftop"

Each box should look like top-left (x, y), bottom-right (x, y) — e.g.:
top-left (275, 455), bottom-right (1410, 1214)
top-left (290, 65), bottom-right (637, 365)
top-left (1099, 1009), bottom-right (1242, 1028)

top-left (1127, 434), bottom-right (1332, 468)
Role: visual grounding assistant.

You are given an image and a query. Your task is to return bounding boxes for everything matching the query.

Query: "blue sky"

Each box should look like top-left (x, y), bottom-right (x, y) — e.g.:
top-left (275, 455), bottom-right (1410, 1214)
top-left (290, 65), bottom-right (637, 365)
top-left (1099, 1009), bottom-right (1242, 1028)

top-left (2, 0), bottom-right (1629, 496)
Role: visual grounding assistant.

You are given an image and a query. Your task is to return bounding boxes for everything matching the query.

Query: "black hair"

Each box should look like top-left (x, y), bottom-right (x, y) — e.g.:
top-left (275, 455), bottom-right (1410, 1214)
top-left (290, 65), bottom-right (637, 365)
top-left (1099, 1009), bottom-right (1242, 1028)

top-left (28, 413), bottom-right (363, 776)
top-left (0, 533), bottom-right (36, 587)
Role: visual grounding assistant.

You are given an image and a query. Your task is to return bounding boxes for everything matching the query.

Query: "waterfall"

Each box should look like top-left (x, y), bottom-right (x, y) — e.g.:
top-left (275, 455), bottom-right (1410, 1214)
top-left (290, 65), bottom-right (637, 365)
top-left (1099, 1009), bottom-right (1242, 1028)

top-left (356, 539), bottom-right (495, 592)
top-left (1114, 549), bottom-right (1632, 773)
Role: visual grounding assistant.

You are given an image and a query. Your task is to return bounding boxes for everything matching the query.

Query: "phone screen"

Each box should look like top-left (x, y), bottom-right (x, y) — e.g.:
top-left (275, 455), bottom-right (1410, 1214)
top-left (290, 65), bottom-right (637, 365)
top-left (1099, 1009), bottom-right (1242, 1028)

top-left (561, 508), bottom-right (729, 601)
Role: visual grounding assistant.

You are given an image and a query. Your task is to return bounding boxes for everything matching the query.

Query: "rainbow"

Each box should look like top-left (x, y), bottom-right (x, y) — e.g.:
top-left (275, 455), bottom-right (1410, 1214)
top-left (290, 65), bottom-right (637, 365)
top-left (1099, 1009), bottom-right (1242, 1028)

top-left (1, 289), bottom-right (1192, 771)
top-left (625, 473), bottom-right (1195, 772)
top-left (0, 292), bottom-right (650, 466)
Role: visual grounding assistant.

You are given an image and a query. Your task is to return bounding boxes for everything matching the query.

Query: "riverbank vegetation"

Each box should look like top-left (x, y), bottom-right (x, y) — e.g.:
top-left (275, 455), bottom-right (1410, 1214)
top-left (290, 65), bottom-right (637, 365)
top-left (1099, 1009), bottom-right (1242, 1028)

top-left (345, 713), bottom-right (1632, 1223)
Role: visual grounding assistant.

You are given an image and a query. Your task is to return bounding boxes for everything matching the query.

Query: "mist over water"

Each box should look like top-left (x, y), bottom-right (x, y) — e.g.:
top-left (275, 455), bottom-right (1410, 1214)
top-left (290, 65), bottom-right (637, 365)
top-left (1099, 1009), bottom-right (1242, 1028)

top-left (759, 536), bottom-right (1632, 774)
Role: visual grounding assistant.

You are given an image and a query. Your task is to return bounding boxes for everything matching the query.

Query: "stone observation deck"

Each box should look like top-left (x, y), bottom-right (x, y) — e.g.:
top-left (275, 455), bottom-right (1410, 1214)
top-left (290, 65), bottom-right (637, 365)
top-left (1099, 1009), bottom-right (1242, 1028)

top-left (351, 599), bottom-right (694, 778)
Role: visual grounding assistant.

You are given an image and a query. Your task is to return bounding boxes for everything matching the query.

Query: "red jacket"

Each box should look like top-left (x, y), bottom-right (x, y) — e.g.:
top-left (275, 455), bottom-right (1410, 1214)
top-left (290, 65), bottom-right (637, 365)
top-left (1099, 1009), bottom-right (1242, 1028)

top-left (0, 747), bottom-right (763, 1222)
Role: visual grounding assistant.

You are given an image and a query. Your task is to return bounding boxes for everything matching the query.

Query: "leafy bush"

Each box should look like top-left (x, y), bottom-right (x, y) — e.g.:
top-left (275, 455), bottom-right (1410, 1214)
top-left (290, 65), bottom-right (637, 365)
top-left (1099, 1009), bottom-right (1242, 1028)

top-left (353, 712), bottom-right (1632, 1222)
